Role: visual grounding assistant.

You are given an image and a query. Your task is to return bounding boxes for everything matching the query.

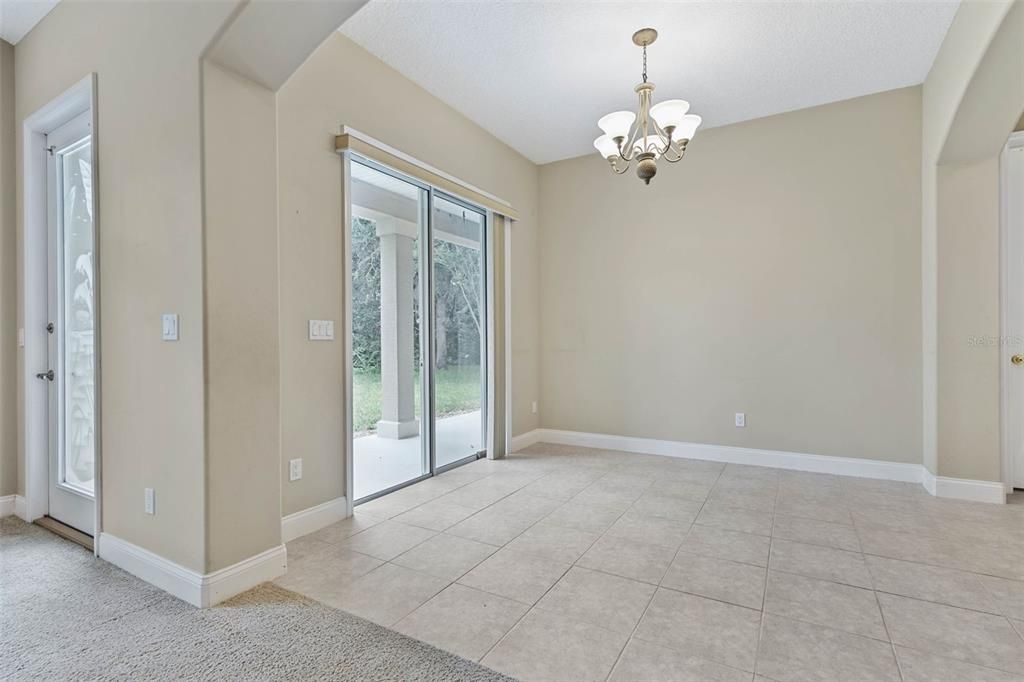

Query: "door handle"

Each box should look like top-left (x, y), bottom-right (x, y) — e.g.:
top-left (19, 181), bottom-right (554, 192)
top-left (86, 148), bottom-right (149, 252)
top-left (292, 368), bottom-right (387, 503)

top-left (36, 370), bottom-right (54, 381)
top-left (1013, 355), bottom-right (1024, 366)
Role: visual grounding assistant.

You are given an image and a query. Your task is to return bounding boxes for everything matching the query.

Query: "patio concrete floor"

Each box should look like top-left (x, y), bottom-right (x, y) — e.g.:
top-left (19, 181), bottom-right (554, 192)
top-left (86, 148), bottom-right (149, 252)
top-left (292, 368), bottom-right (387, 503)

top-left (354, 410), bottom-right (484, 500)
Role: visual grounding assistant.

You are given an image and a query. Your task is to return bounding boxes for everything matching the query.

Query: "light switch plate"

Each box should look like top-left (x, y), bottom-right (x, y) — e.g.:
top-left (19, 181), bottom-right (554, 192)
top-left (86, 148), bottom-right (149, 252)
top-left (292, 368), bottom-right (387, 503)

top-left (308, 320), bottom-right (335, 341)
top-left (17, 328), bottom-right (24, 348)
top-left (144, 488), bottom-right (155, 515)
top-left (162, 314), bottom-right (179, 341)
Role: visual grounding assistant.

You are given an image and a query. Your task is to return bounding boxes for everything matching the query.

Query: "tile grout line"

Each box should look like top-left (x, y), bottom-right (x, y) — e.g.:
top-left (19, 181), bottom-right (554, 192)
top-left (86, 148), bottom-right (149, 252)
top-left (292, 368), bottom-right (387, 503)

top-left (472, 459), bottom-right (638, 666)
top-left (477, 458), bottom-right (716, 674)
top-left (752, 473), bottom-right (782, 679)
top-left (861, 513), bottom-right (905, 682)
top-left (602, 458), bottom-right (727, 681)
top-left (601, 580), bottom-right (660, 682)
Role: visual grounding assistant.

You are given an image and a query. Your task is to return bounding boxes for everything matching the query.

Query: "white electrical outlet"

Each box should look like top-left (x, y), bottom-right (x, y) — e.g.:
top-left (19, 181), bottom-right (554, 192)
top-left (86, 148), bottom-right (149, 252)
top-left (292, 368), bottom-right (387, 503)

top-left (531, 401), bottom-right (538, 414)
top-left (144, 488), bottom-right (156, 515)
top-left (162, 313), bottom-right (179, 341)
top-left (289, 458), bottom-right (303, 482)
top-left (735, 413), bottom-right (746, 428)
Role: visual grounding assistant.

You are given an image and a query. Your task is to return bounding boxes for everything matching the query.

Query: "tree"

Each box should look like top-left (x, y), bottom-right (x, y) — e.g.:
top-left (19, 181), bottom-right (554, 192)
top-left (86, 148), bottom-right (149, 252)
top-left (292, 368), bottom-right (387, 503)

top-left (434, 239), bottom-right (481, 367)
top-left (351, 217), bottom-right (381, 371)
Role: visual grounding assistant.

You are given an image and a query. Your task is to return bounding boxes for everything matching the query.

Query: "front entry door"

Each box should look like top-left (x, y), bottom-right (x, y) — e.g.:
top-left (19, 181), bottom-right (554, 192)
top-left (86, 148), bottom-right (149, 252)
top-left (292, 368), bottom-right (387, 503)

top-left (43, 112), bottom-right (96, 535)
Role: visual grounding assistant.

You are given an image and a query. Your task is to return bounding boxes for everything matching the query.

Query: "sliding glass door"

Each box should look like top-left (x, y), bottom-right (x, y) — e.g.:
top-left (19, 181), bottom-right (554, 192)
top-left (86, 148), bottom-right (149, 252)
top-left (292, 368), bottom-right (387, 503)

top-left (351, 162), bottom-right (429, 500)
top-left (350, 158), bottom-right (487, 502)
top-left (432, 195), bottom-right (486, 470)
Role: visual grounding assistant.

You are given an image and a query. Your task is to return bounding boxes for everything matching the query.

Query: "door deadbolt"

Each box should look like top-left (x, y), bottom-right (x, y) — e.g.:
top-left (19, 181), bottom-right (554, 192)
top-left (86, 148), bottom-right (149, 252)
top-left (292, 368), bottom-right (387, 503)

top-left (35, 370), bottom-right (54, 381)
top-left (46, 322), bottom-right (54, 334)
top-left (1013, 355), bottom-right (1024, 366)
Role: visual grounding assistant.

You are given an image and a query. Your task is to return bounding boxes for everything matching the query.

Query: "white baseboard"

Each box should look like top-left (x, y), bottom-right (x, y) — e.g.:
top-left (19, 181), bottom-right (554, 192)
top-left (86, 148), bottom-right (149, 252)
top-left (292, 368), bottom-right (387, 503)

top-left (1, 494), bottom-right (28, 519)
top-left (921, 469), bottom-right (1006, 504)
top-left (281, 496), bottom-right (348, 542)
top-left (520, 429), bottom-right (1007, 504)
top-left (99, 533), bottom-right (287, 607)
top-left (510, 429), bottom-right (542, 453)
top-left (203, 544), bottom-right (288, 607)
top-left (536, 428), bottom-right (924, 483)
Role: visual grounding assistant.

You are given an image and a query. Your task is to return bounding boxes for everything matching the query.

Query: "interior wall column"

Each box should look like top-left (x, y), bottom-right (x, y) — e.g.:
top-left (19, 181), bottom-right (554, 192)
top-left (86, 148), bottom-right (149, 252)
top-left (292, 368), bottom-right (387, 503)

top-left (376, 216), bottom-right (420, 439)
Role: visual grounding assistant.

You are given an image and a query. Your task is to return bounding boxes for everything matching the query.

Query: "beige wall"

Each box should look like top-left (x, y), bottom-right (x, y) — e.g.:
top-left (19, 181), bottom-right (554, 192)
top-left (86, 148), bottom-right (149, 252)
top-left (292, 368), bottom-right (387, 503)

top-left (0, 40), bottom-right (14, 498)
top-left (201, 61), bottom-right (281, 572)
top-left (15, 1), bottom-right (237, 570)
top-left (277, 33), bottom-right (540, 515)
top-left (937, 159), bottom-right (1001, 481)
top-left (923, 0), bottom-right (1023, 481)
top-left (539, 87), bottom-right (922, 465)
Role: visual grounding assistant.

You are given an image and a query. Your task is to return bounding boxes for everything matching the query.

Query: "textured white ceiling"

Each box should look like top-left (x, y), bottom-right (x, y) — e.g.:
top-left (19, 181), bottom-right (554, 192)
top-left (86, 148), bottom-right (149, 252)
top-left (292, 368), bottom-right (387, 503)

top-left (0, 0), bottom-right (59, 44)
top-left (341, 1), bottom-right (959, 164)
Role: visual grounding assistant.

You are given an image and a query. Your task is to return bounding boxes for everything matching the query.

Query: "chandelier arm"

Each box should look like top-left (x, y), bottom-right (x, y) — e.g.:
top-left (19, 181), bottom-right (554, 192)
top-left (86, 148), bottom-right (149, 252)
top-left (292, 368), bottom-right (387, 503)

top-left (663, 141), bottom-right (688, 163)
top-left (662, 146), bottom-right (684, 163)
top-left (621, 88), bottom-right (650, 159)
top-left (617, 108), bottom-right (644, 162)
top-left (650, 119), bottom-right (671, 144)
top-left (648, 119), bottom-right (684, 161)
top-left (640, 89), bottom-right (650, 151)
top-left (608, 157), bottom-right (630, 174)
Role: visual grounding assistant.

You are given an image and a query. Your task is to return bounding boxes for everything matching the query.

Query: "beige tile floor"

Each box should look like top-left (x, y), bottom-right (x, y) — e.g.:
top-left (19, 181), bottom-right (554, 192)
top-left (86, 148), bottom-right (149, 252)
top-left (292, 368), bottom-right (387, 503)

top-left (276, 443), bottom-right (1024, 681)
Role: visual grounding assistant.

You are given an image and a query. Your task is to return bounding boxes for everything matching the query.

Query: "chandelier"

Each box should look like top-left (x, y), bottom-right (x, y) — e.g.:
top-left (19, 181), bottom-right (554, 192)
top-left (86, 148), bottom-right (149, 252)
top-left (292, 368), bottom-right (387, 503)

top-left (594, 28), bottom-right (702, 185)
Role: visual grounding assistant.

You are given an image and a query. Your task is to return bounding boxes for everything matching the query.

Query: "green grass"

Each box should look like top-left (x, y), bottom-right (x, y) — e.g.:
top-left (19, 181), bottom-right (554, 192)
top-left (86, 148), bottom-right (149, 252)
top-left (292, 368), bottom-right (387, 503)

top-left (353, 365), bottom-right (481, 434)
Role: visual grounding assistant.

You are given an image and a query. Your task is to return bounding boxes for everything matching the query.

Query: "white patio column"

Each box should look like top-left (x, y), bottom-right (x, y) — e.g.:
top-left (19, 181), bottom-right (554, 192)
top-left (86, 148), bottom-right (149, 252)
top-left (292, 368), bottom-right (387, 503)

top-left (375, 216), bottom-right (420, 439)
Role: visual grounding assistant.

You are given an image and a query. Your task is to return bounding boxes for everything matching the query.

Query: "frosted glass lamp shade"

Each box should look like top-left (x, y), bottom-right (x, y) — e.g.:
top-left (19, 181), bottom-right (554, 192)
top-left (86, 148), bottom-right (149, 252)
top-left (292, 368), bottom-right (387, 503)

top-left (594, 135), bottom-right (621, 159)
top-left (674, 114), bottom-right (702, 141)
top-left (650, 99), bottom-right (690, 131)
top-left (598, 111), bottom-right (636, 140)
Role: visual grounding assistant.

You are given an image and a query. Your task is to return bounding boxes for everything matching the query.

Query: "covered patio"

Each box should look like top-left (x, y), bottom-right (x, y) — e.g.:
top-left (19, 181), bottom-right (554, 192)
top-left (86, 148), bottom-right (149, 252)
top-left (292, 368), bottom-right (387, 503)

top-left (354, 409), bottom-right (483, 500)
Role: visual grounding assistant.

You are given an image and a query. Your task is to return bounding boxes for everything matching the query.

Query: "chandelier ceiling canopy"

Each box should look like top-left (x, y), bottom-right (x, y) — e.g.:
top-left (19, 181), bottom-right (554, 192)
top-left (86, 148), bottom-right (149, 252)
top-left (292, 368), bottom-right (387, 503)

top-left (594, 28), bottom-right (702, 185)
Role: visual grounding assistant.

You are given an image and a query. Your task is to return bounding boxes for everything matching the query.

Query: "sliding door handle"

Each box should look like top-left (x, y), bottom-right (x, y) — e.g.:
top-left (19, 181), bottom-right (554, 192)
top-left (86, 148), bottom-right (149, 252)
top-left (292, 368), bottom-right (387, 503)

top-left (36, 370), bottom-right (54, 381)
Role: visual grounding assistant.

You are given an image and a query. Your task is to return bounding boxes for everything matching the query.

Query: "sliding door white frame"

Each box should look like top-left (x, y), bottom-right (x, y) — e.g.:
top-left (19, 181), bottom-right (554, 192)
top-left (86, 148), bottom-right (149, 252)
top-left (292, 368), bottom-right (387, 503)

top-left (340, 149), bottom-right (503, 509)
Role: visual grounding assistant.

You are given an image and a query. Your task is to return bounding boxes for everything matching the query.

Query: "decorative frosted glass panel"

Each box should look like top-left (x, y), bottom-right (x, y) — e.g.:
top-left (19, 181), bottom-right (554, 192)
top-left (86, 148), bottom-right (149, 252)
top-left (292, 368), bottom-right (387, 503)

top-left (60, 140), bottom-right (95, 494)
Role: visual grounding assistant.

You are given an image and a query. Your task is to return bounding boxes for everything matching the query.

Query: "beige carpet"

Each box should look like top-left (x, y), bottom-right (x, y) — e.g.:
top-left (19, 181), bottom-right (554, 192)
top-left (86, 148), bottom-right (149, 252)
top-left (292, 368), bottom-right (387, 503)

top-left (0, 516), bottom-right (512, 681)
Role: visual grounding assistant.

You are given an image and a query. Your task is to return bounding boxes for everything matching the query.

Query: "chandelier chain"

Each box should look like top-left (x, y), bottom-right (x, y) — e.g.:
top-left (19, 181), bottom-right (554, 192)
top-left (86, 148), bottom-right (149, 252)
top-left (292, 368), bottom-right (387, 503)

top-left (642, 44), bottom-right (647, 83)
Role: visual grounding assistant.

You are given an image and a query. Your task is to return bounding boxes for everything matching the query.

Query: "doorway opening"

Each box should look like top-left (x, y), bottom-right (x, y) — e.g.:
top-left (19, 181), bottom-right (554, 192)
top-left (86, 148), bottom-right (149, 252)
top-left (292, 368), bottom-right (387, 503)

top-left (349, 158), bottom-right (487, 503)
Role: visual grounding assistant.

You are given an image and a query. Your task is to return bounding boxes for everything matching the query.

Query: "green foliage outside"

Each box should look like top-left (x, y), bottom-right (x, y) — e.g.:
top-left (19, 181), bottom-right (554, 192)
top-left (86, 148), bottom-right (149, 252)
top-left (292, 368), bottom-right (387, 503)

top-left (351, 215), bottom-right (483, 435)
top-left (353, 366), bottom-right (482, 435)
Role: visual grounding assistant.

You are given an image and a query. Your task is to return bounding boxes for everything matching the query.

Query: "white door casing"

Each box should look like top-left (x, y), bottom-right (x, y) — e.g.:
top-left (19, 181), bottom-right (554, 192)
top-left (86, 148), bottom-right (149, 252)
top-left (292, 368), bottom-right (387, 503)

top-left (22, 75), bottom-right (100, 543)
top-left (1002, 131), bottom-right (1024, 490)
